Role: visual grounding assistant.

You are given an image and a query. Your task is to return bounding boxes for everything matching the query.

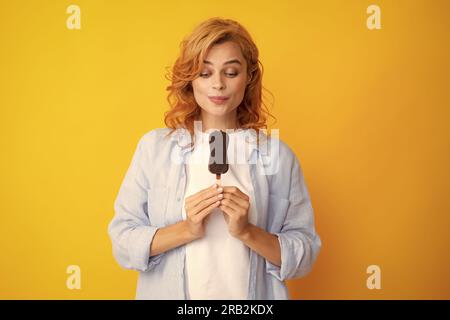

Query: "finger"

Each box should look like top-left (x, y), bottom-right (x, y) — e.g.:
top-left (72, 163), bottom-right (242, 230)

top-left (191, 192), bottom-right (223, 216)
top-left (222, 186), bottom-right (249, 201)
top-left (219, 202), bottom-right (238, 217)
top-left (192, 186), bottom-right (223, 210)
top-left (222, 193), bottom-right (249, 210)
top-left (186, 184), bottom-right (218, 203)
top-left (220, 198), bottom-right (242, 214)
top-left (186, 189), bottom-right (219, 214)
top-left (186, 185), bottom-right (222, 212)
top-left (195, 200), bottom-right (220, 222)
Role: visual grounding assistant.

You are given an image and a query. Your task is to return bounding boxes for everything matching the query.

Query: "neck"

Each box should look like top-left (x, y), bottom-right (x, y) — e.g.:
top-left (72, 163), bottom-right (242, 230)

top-left (199, 110), bottom-right (239, 132)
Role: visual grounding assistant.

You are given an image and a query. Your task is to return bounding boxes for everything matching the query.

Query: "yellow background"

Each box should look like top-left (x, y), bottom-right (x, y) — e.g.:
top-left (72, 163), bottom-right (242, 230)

top-left (1, 0), bottom-right (449, 299)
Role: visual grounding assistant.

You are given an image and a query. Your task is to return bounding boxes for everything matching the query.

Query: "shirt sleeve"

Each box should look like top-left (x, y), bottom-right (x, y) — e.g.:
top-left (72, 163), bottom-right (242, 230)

top-left (266, 155), bottom-right (322, 281)
top-left (107, 134), bottom-right (165, 272)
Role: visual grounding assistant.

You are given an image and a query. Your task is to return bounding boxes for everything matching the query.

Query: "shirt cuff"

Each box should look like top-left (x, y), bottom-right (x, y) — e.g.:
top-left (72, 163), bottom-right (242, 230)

top-left (265, 232), bottom-right (305, 281)
top-left (129, 225), bottom-right (164, 272)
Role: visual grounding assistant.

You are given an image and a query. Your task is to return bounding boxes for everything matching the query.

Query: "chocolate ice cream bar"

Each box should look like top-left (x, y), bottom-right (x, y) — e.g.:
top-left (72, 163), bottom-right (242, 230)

top-left (208, 130), bottom-right (229, 180)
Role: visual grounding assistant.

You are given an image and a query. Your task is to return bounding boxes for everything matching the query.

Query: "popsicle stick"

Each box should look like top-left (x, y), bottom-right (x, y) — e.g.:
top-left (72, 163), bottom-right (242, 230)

top-left (216, 174), bottom-right (221, 186)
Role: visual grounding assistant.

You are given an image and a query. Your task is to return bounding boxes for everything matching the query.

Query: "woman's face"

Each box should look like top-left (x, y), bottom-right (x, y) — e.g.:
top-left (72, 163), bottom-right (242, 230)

top-left (191, 41), bottom-right (249, 122)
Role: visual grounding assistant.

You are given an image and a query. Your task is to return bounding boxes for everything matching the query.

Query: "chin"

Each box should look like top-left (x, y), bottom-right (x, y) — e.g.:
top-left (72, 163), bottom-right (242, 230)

top-left (207, 109), bottom-right (230, 117)
top-left (205, 104), bottom-right (231, 115)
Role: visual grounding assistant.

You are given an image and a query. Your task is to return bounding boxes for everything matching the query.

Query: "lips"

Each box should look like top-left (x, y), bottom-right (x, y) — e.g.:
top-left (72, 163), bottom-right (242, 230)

top-left (208, 96), bottom-right (229, 105)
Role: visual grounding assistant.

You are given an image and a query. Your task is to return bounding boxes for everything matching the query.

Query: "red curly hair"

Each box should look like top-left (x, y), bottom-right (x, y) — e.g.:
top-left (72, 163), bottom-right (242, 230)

top-left (164, 17), bottom-right (275, 137)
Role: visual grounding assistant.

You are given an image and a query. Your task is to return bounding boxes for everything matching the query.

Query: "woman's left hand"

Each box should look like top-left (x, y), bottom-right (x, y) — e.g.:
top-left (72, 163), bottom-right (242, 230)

top-left (219, 186), bottom-right (251, 238)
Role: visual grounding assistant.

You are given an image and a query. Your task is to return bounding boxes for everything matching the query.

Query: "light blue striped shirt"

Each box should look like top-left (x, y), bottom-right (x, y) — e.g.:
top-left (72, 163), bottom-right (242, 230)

top-left (108, 127), bottom-right (321, 299)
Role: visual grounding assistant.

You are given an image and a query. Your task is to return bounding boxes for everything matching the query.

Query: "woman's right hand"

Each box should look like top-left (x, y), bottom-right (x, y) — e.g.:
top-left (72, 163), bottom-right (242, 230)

top-left (184, 184), bottom-right (223, 239)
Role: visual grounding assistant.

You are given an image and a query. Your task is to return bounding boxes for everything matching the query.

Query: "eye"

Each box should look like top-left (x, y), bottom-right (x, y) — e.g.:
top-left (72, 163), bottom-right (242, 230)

top-left (199, 70), bottom-right (238, 78)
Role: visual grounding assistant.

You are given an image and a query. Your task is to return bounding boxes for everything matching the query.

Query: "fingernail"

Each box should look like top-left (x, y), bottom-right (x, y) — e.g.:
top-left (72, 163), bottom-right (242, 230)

top-left (213, 184), bottom-right (218, 188)
top-left (218, 194), bottom-right (223, 199)
top-left (217, 187), bottom-right (223, 192)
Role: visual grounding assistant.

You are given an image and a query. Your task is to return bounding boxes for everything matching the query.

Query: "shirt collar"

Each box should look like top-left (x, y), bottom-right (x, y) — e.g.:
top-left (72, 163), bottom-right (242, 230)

top-left (171, 128), bottom-right (270, 163)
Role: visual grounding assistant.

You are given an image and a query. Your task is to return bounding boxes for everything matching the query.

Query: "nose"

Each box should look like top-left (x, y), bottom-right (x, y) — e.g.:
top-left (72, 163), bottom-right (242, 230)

top-left (212, 74), bottom-right (225, 90)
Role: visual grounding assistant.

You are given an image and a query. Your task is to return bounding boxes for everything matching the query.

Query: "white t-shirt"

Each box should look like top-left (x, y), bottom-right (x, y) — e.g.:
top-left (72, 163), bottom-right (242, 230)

top-left (181, 129), bottom-right (256, 300)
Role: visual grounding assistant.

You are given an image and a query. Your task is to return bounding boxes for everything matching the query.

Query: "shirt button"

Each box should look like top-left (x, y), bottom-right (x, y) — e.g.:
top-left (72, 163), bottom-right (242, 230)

top-left (177, 197), bottom-right (181, 202)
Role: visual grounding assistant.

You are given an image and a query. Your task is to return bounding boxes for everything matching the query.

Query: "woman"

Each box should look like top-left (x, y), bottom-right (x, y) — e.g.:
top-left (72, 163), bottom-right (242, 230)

top-left (108, 17), bottom-right (321, 300)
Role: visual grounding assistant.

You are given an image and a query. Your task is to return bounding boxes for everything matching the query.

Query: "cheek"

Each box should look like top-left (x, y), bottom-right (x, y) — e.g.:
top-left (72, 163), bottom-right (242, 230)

top-left (231, 77), bottom-right (247, 96)
top-left (192, 80), bottom-right (207, 100)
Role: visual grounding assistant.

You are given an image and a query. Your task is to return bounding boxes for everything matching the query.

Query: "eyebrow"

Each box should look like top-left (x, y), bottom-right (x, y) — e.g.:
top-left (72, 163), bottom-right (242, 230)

top-left (203, 59), bottom-right (242, 66)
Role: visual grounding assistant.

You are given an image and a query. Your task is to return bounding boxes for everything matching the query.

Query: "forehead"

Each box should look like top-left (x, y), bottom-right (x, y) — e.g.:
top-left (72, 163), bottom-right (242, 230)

top-left (204, 41), bottom-right (246, 65)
